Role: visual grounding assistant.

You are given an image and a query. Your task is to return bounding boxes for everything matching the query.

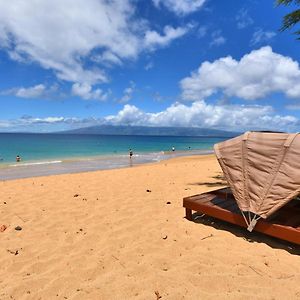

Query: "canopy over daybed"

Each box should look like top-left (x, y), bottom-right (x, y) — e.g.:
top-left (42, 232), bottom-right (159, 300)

top-left (214, 131), bottom-right (300, 231)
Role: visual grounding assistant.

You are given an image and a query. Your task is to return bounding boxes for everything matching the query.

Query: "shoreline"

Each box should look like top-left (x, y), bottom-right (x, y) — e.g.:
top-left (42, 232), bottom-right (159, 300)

top-left (0, 149), bottom-right (213, 181)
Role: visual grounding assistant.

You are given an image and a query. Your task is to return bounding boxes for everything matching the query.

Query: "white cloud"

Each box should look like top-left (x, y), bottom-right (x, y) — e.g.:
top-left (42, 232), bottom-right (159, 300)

top-left (1, 101), bottom-right (299, 132)
top-left (30, 117), bottom-right (65, 124)
top-left (152, 0), bottom-right (206, 16)
top-left (250, 29), bottom-right (276, 46)
top-left (210, 30), bottom-right (226, 47)
top-left (0, 116), bottom-right (74, 132)
top-left (0, 115), bottom-right (102, 132)
top-left (0, 0), bottom-right (189, 85)
top-left (144, 25), bottom-right (190, 50)
top-left (15, 84), bottom-right (47, 98)
top-left (3, 82), bottom-right (109, 101)
top-left (2, 84), bottom-right (58, 99)
top-left (0, 120), bottom-right (12, 129)
top-left (72, 83), bottom-right (109, 101)
top-left (104, 101), bottom-right (299, 132)
top-left (91, 51), bottom-right (123, 67)
top-left (236, 9), bottom-right (254, 29)
top-left (180, 46), bottom-right (300, 101)
top-left (0, 0), bottom-right (138, 84)
top-left (118, 81), bottom-right (135, 103)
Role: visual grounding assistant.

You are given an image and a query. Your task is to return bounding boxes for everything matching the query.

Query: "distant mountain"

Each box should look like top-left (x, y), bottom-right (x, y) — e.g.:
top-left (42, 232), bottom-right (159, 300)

top-left (60, 125), bottom-right (238, 137)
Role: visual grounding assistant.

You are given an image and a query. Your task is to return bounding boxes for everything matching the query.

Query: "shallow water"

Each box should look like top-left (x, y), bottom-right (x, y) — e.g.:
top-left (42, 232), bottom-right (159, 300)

top-left (0, 133), bottom-right (229, 180)
top-left (0, 150), bottom-right (214, 180)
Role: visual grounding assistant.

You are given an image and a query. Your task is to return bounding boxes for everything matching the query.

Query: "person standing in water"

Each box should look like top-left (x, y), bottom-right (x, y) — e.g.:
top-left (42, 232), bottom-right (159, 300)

top-left (16, 155), bottom-right (21, 162)
top-left (129, 149), bottom-right (133, 158)
top-left (172, 146), bottom-right (175, 152)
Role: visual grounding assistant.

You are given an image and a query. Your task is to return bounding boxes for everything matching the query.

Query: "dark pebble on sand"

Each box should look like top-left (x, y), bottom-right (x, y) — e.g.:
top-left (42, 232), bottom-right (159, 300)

top-left (146, 189), bottom-right (151, 192)
top-left (15, 226), bottom-right (22, 231)
top-left (74, 194), bottom-right (79, 197)
top-left (166, 201), bottom-right (171, 204)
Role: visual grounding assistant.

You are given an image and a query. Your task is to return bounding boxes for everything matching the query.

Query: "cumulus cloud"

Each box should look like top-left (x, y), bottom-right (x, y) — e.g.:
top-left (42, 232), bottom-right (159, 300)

top-left (1, 101), bottom-right (299, 132)
top-left (104, 101), bottom-right (298, 132)
top-left (72, 83), bottom-right (109, 101)
top-left (250, 28), bottom-right (276, 46)
top-left (2, 84), bottom-right (58, 99)
top-left (0, 0), bottom-right (136, 84)
top-left (180, 46), bottom-right (300, 101)
top-left (236, 9), bottom-right (254, 29)
top-left (0, 0), bottom-right (189, 85)
top-left (152, 0), bottom-right (206, 16)
top-left (144, 25), bottom-right (190, 50)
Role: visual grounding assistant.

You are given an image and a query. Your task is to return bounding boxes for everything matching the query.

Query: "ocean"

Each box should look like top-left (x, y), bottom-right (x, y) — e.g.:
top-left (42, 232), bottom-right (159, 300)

top-left (0, 133), bottom-right (230, 180)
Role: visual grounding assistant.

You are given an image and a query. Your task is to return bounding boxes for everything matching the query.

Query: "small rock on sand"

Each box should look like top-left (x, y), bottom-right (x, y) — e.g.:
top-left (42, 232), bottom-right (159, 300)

top-left (0, 225), bottom-right (7, 232)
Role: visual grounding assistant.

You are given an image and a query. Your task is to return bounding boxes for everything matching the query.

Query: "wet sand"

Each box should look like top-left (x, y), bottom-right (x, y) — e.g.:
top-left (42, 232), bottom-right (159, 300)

top-left (0, 150), bottom-right (213, 180)
top-left (0, 154), bottom-right (299, 299)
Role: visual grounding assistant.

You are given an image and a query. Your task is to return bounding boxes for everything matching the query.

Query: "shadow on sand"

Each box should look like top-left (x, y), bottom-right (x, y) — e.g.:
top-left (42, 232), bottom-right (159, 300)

top-left (190, 212), bottom-right (300, 255)
top-left (185, 173), bottom-right (300, 254)
top-left (188, 173), bottom-right (227, 188)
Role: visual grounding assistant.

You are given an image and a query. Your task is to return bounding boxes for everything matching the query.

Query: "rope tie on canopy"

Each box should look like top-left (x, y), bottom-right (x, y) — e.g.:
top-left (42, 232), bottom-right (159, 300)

top-left (247, 214), bottom-right (261, 232)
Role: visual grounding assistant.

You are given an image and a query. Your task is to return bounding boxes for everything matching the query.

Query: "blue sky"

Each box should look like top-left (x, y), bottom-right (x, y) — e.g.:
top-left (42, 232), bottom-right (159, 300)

top-left (0, 0), bottom-right (300, 132)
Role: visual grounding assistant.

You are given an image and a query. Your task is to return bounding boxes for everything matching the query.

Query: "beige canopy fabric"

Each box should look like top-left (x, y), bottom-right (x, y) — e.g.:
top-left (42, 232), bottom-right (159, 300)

top-left (214, 132), bottom-right (300, 225)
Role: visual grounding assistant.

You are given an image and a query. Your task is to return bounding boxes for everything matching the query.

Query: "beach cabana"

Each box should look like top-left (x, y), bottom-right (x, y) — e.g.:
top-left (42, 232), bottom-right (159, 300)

top-left (183, 132), bottom-right (300, 244)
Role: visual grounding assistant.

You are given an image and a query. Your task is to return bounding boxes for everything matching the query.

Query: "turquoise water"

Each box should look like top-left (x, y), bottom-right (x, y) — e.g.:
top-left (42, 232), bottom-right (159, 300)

top-left (0, 133), bottom-right (231, 180)
top-left (0, 133), bottom-right (229, 164)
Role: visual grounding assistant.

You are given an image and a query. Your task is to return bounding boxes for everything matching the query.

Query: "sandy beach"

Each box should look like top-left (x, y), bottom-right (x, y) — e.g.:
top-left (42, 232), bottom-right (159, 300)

top-left (0, 154), bottom-right (299, 300)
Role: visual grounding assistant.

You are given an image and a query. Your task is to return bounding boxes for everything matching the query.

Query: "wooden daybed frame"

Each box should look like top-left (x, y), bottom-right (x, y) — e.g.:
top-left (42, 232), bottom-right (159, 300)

top-left (183, 187), bottom-right (300, 245)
